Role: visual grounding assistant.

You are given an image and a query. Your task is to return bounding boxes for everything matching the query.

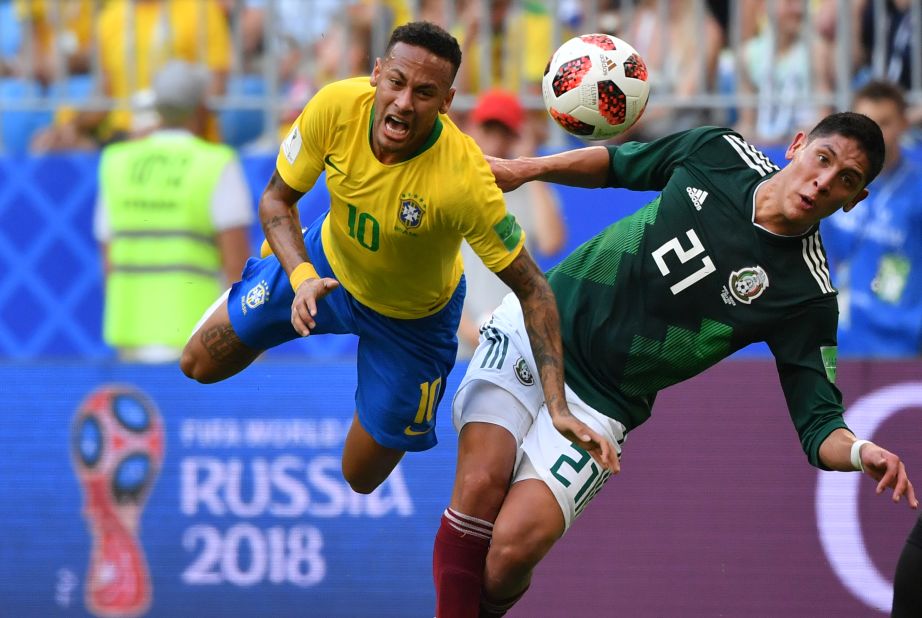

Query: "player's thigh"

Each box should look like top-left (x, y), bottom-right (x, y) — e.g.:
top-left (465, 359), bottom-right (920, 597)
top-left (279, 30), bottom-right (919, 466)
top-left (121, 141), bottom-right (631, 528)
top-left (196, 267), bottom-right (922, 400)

top-left (350, 279), bottom-right (465, 453)
top-left (449, 384), bottom-right (525, 521)
top-left (487, 478), bottom-right (565, 582)
top-left (516, 392), bottom-right (625, 531)
top-left (181, 290), bottom-right (261, 383)
top-left (341, 412), bottom-right (406, 494)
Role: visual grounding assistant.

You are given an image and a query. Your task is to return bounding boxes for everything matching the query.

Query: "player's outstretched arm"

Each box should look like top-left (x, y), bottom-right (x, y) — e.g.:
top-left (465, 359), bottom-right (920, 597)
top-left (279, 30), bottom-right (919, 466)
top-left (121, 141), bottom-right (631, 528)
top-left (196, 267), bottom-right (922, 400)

top-left (258, 171), bottom-right (339, 336)
top-left (486, 146), bottom-right (611, 192)
top-left (496, 249), bottom-right (619, 473)
top-left (819, 428), bottom-right (918, 509)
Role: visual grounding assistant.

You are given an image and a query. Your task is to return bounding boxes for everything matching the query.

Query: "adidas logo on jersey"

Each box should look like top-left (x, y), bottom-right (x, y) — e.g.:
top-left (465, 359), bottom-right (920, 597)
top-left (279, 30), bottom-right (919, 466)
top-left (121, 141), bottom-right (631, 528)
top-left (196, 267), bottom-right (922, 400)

top-left (686, 187), bottom-right (708, 210)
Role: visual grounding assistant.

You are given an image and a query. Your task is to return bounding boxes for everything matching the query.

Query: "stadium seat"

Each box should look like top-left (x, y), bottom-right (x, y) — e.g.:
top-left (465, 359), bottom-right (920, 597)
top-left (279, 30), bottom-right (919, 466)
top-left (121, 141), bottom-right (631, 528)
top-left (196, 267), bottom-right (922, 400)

top-left (0, 1), bottom-right (22, 60)
top-left (48, 74), bottom-right (96, 101)
top-left (0, 78), bottom-right (53, 156)
top-left (219, 74), bottom-right (267, 148)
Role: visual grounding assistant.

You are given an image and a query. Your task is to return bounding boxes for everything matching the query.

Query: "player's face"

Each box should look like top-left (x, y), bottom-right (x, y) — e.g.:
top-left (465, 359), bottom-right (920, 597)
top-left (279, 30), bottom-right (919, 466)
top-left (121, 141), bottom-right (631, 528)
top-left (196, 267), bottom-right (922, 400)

top-left (370, 42), bottom-right (456, 164)
top-left (780, 131), bottom-right (870, 231)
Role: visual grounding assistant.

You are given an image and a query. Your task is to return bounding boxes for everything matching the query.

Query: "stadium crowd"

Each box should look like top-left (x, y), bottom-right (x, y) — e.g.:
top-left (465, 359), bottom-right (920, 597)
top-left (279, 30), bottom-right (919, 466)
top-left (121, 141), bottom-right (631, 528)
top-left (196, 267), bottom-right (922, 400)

top-left (2, 0), bottom-right (921, 153)
top-left (1, 0), bottom-right (920, 357)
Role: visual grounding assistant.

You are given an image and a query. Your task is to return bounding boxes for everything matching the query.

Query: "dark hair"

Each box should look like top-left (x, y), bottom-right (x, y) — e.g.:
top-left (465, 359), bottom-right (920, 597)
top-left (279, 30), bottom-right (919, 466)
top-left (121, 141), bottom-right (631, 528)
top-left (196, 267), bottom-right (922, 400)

top-left (808, 112), bottom-right (885, 185)
top-left (853, 79), bottom-right (908, 114)
top-left (386, 21), bottom-right (462, 80)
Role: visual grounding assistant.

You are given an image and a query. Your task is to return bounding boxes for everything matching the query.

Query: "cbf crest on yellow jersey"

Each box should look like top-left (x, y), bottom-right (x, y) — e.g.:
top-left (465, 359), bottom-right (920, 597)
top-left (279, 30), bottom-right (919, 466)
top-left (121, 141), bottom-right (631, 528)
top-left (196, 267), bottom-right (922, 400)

top-left (276, 77), bottom-right (524, 319)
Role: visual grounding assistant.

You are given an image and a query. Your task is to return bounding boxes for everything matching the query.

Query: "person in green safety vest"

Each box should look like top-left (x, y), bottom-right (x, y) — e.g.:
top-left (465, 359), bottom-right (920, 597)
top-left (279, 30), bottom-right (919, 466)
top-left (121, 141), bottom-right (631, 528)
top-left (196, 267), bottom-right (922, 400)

top-left (94, 60), bottom-right (253, 362)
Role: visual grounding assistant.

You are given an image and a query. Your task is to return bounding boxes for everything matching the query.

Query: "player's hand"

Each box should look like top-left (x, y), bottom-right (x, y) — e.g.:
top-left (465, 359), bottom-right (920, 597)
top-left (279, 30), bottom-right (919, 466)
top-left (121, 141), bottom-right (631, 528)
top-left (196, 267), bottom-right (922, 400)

top-left (290, 277), bottom-right (339, 336)
top-left (860, 443), bottom-right (918, 510)
top-left (485, 155), bottom-right (527, 193)
top-left (552, 412), bottom-right (620, 474)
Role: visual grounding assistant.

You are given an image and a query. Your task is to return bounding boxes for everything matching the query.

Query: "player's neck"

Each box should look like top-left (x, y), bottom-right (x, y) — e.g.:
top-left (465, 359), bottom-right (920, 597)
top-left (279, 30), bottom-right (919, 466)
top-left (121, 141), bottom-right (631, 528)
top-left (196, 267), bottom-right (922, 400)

top-left (753, 176), bottom-right (811, 237)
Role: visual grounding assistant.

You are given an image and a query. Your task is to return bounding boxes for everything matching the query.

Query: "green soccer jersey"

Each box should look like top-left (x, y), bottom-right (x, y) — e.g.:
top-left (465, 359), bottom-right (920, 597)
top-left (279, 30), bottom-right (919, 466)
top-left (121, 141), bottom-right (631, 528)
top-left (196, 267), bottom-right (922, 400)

top-left (549, 127), bottom-right (848, 467)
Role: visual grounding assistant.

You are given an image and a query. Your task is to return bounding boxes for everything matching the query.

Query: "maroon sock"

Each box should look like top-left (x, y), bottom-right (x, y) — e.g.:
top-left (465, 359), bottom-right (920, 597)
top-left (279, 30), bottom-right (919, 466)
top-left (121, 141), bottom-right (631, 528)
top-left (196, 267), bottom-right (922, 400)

top-left (479, 585), bottom-right (530, 618)
top-left (433, 508), bottom-right (493, 618)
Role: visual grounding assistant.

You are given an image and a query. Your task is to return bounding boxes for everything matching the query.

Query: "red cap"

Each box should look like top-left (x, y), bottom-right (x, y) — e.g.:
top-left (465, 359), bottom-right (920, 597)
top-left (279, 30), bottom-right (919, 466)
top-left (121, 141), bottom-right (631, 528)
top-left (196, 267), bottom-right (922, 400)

top-left (471, 89), bottom-right (525, 135)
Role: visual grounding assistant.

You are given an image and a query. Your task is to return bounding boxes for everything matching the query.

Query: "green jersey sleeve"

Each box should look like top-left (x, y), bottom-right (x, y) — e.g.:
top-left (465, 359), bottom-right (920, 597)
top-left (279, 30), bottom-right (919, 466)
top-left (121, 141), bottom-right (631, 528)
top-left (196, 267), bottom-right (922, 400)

top-left (766, 299), bottom-right (850, 470)
top-left (604, 126), bottom-right (730, 191)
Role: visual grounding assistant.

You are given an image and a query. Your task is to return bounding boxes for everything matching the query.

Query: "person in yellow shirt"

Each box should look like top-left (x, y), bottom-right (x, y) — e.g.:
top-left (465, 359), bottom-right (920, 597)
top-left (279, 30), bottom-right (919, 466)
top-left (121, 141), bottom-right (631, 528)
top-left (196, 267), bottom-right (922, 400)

top-left (32, 0), bottom-right (231, 151)
top-left (11, 0), bottom-right (96, 85)
top-left (181, 22), bottom-right (615, 503)
top-left (452, 0), bottom-right (552, 96)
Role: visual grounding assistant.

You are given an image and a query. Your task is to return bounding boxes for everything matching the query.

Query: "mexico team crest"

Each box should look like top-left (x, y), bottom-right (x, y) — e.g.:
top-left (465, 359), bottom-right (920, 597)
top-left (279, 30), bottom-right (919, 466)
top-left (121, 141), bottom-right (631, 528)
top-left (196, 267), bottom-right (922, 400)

top-left (728, 266), bottom-right (769, 304)
top-left (514, 356), bottom-right (535, 386)
top-left (397, 193), bottom-right (427, 231)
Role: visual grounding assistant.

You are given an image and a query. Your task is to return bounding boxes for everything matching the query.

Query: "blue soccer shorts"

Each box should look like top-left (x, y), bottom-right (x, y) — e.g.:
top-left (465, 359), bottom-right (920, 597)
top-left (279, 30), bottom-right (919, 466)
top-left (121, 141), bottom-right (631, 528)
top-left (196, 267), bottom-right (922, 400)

top-left (228, 212), bottom-right (465, 452)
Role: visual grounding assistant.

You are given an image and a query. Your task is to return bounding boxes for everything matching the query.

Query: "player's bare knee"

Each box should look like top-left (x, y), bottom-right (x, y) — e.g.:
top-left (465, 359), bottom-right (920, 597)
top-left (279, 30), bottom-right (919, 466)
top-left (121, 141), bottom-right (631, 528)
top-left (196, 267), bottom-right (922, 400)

top-left (341, 458), bottom-right (387, 495)
top-left (456, 467), bottom-right (510, 513)
top-left (179, 347), bottom-right (218, 384)
top-left (179, 346), bottom-right (199, 381)
top-left (342, 469), bottom-right (383, 495)
top-left (488, 535), bottom-right (542, 578)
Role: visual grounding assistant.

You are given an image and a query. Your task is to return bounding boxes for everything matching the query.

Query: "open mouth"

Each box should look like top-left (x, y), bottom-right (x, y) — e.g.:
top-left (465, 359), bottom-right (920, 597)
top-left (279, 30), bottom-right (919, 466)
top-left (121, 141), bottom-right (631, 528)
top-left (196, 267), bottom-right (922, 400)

top-left (799, 194), bottom-right (814, 209)
top-left (384, 115), bottom-right (410, 140)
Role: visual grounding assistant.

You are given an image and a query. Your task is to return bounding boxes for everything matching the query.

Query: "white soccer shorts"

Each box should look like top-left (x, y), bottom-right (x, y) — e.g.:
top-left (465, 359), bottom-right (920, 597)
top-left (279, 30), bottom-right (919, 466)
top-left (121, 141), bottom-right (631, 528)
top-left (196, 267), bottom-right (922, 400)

top-left (452, 293), bottom-right (626, 530)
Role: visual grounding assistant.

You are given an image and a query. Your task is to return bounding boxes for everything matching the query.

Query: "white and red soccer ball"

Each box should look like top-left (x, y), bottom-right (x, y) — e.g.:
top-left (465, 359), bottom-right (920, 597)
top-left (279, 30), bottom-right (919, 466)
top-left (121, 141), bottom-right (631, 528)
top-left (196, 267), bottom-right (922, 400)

top-left (543, 34), bottom-right (650, 140)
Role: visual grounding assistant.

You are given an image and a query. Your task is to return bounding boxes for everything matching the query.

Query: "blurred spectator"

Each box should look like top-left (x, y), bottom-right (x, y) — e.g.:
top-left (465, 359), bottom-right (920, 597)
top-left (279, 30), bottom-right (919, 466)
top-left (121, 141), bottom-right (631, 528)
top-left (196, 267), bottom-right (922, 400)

top-left (857, 0), bottom-right (918, 92)
top-left (457, 89), bottom-right (566, 358)
top-left (451, 0), bottom-right (554, 152)
top-left (227, 0), bottom-right (382, 149)
top-left (94, 60), bottom-right (253, 363)
top-left (31, 0), bottom-right (231, 152)
top-left (2, 0), bottom-right (96, 85)
top-left (624, 0), bottom-right (723, 140)
top-left (0, 0), bottom-right (97, 153)
top-left (811, 0), bottom-right (868, 118)
top-left (822, 79), bottom-right (922, 357)
top-left (236, 0), bottom-right (346, 81)
top-left (736, 0), bottom-right (816, 144)
top-left (452, 0), bottom-right (552, 96)
top-left (812, 0), bottom-right (920, 118)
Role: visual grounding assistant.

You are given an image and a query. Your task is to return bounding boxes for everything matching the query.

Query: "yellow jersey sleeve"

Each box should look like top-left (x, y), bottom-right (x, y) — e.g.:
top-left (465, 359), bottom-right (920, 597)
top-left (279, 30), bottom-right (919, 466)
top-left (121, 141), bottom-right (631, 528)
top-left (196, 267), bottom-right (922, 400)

top-left (453, 141), bottom-right (526, 274)
top-left (275, 82), bottom-right (339, 193)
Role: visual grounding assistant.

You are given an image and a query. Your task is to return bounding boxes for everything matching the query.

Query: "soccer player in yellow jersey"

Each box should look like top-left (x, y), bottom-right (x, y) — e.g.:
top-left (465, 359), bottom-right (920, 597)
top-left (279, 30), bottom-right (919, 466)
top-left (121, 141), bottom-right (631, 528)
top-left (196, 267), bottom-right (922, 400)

top-left (181, 22), bottom-right (616, 500)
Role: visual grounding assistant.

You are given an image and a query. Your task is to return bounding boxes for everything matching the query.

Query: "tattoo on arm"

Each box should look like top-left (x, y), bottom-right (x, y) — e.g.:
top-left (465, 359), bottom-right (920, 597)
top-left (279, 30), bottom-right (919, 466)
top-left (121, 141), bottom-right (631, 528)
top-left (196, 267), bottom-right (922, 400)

top-left (263, 214), bottom-right (290, 232)
top-left (497, 250), bottom-right (570, 417)
top-left (259, 171), bottom-right (308, 266)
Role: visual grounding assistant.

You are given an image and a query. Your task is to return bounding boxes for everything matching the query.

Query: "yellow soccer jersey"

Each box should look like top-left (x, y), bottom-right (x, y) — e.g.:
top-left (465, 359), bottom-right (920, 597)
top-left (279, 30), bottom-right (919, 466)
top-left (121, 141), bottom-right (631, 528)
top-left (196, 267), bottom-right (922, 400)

top-left (277, 77), bottom-right (524, 319)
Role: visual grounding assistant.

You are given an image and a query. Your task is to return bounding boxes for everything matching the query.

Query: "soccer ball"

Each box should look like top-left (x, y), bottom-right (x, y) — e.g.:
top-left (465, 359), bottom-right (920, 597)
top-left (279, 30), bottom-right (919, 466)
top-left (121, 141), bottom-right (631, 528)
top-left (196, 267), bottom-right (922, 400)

top-left (543, 34), bottom-right (650, 140)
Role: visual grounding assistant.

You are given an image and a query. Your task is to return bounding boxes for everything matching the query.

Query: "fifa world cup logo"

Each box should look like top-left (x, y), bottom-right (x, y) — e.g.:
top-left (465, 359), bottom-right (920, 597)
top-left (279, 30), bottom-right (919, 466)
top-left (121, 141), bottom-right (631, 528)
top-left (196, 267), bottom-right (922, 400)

top-left (71, 385), bottom-right (164, 617)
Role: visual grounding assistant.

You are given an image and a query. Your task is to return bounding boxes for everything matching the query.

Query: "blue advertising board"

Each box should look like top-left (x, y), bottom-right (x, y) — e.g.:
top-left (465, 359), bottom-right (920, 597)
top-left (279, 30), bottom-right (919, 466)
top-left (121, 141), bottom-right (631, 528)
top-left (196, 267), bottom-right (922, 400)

top-left (3, 359), bottom-right (921, 617)
top-left (0, 361), bottom-right (462, 617)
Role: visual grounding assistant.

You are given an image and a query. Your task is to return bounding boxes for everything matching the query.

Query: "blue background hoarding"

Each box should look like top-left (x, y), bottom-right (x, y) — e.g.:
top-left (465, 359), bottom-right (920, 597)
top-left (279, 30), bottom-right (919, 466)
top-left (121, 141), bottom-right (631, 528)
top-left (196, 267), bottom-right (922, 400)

top-left (2, 360), bottom-right (920, 617)
top-left (0, 361), bottom-right (461, 617)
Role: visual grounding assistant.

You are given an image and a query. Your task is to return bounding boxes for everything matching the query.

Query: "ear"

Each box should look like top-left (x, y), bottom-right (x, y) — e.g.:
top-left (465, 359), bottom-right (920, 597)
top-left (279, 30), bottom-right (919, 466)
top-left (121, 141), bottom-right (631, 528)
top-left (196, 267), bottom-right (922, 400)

top-left (784, 131), bottom-right (807, 160)
top-left (843, 187), bottom-right (869, 212)
top-left (369, 58), bottom-right (382, 86)
top-left (439, 87), bottom-right (456, 115)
